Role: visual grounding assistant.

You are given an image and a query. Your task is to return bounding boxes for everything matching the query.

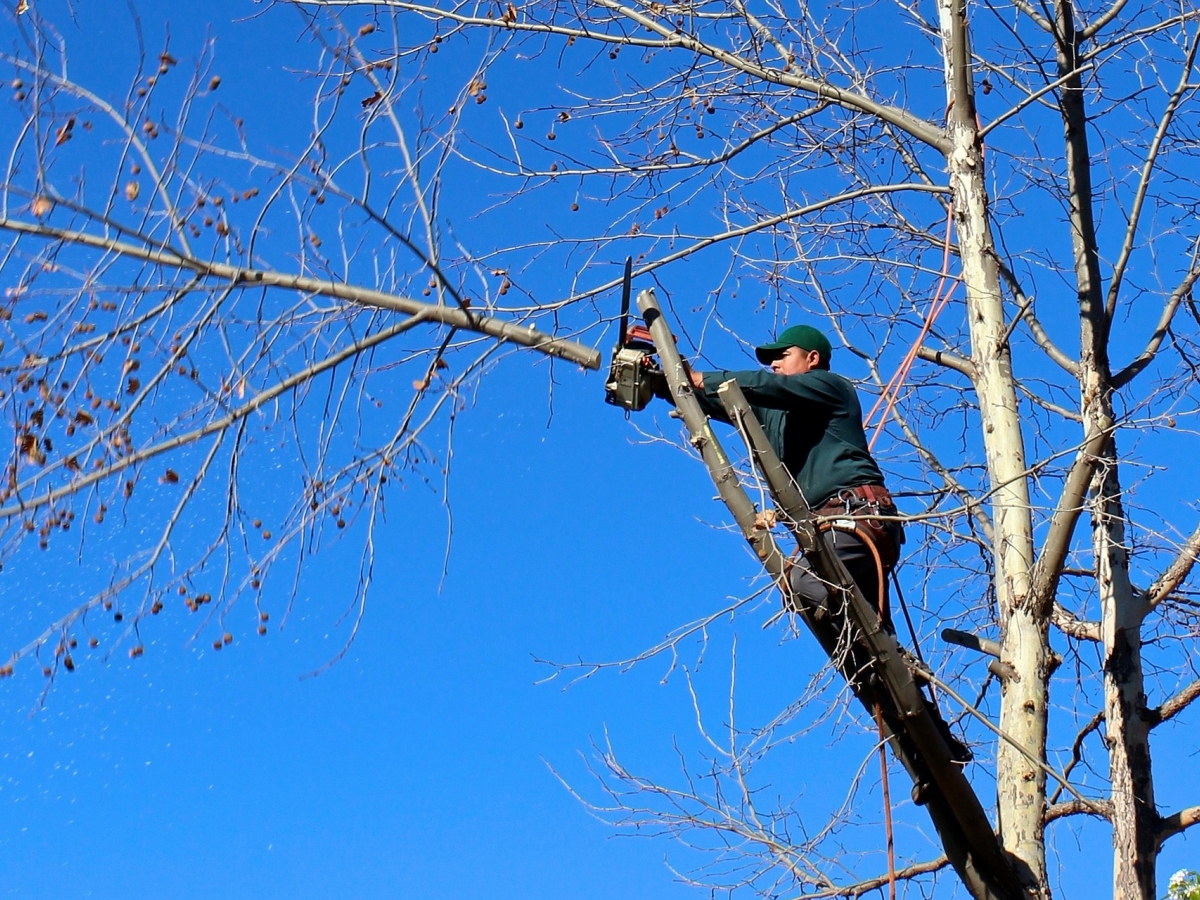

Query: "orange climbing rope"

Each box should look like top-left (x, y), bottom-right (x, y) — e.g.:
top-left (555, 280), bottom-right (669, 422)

top-left (865, 204), bottom-right (958, 451)
top-left (860, 205), bottom-right (959, 896)
top-left (876, 702), bottom-right (897, 900)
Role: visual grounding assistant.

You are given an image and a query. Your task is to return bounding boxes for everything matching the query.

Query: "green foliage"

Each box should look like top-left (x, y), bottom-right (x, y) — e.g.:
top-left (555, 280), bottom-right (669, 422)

top-left (1168, 870), bottom-right (1200, 900)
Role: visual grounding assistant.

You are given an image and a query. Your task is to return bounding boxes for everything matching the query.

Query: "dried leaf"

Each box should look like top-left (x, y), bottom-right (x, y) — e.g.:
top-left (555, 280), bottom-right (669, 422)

top-left (412, 378), bottom-right (430, 391)
top-left (125, 181), bottom-right (140, 202)
top-left (162, 469), bottom-right (179, 484)
top-left (753, 509), bottom-right (778, 530)
top-left (16, 0), bottom-right (29, 14)
top-left (361, 91), bottom-right (382, 108)
top-left (54, 117), bottom-right (75, 146)
top-left (31, 196), bottom-right (52, 218)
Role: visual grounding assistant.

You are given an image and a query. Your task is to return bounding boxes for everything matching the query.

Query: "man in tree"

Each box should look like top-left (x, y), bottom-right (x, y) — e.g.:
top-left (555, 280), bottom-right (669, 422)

top-left (668, 324), bottom-right (972, 771)
top-left (674, 325), bottom-right (904, 625)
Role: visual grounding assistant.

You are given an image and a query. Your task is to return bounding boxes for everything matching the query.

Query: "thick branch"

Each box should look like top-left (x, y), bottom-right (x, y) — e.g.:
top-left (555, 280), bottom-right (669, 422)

top-left (1045, 799), bottom-right (1113, 823)
top-left (0, 217), bottom-right (601, 369)
top-left (1149, 677), bottom-right (1200, 728)
top-left (1157, 806), bottom-right (1200, 845)
top-left (1080, 0), bottom-right (1132, 38)
top-left (917, 345), bottom-right (976, 379)
top-left (1051, 602), bottom-right (1101, 641)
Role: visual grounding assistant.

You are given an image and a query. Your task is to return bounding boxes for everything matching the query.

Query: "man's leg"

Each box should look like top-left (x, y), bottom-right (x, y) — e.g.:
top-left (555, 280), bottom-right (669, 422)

top-left (788, 529), bottom-right (887, 626)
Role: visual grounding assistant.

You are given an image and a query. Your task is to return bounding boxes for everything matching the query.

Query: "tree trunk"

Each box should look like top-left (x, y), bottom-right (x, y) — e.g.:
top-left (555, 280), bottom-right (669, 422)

top-left (1092, 446), bottom-right (1158, 900)
top-left (1052, 0), bottom-right (1160, 893)
top-left (939, 2), bottom-right (1047, 893)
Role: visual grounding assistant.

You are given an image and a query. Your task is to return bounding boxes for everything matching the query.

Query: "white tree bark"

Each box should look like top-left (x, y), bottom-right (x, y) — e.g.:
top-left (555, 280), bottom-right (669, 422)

top-left (938, 2), bottom-right (1046, 893)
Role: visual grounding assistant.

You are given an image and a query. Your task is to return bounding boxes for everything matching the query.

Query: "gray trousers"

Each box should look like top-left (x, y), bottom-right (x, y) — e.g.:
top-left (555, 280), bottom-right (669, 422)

top-left (788, 526), bottom-right (892, 631)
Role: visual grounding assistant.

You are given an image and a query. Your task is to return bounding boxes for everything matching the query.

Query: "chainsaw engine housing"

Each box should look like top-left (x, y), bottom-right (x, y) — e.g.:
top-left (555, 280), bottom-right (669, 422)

top-left (605, 345), bottom-right (660, 412)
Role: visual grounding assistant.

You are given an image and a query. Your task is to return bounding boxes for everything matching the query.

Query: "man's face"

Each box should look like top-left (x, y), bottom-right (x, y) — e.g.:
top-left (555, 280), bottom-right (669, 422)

top-left (770, 345), bottom-right (822, 376)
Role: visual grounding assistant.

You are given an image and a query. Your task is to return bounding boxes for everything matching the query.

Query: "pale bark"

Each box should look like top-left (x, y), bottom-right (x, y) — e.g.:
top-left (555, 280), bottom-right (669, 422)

top-left (938, 1), bottom-right (1044, 892)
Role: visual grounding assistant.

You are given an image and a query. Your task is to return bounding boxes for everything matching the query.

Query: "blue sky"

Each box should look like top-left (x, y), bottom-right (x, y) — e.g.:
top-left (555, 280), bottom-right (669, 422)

top-left (1, 0), bottom-right (1198, 898)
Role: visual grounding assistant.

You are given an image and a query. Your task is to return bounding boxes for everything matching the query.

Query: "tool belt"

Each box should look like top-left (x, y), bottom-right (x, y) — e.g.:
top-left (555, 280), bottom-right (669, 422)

top-left (815, 484), bottom-right (901, 571)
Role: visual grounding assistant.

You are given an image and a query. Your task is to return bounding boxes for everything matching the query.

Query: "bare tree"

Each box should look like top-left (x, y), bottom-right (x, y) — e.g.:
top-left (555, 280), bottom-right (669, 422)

top-left (4, 1), bottom-right (1200, 898)
top-left (0, 10), bottom-right (598, 679)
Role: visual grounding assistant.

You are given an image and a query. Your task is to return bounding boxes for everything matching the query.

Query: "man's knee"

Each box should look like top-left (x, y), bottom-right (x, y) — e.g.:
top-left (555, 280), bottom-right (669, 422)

top-left (788, 560), bottom-right (831, 608)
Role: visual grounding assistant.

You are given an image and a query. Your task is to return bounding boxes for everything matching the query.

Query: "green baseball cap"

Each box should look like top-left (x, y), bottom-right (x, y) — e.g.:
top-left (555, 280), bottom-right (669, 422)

top-left (755, 324), bottom-right (833, 368)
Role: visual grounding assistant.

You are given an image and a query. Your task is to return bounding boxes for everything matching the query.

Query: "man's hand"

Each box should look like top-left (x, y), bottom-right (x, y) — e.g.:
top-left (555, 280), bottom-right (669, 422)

top-left (688, 367), bottom-right (704, 389)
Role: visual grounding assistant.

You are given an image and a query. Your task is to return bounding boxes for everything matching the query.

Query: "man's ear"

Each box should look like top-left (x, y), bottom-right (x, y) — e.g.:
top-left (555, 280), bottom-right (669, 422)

top-left (806, 349), bottom-right (822, 369)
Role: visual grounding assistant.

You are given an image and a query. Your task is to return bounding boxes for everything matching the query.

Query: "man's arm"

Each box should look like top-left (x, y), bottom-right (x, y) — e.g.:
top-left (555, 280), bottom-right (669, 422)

top-left (646, 362), bottom-right (732, 422)
top-left (699, 369), bottom-right (843, 411)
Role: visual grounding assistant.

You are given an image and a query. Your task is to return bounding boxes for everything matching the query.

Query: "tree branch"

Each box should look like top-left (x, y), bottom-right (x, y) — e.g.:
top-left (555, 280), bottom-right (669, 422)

top-left (0, 313), bottom-right (432, 520)
top-left (1105, 29), bottom-right (1200, 323)
top-left (1050, 602), bottom-right (1101, 641)
top-left (1049, 710), bottom-right (1105, 804)
top-left (1157, 805), bottom-right (1200, 846)
top-left (1045, 799), bottom-right (1113, 823)
top-left (1080, 0), bottom-right (1132, 38)
top-left (1145, 520), bottom-right (1200, 609)
top-left (1112, 259), bottom-right (1200, 388)
top-left (303, 0), bottom-right (952, 151)
top-left (1028, 422), bottom-right (1113, 615)
top-left (916, 345), bottom-right (976, 379)
top-left (808, 856), bottom-right (951, 897)
top-left (1149, 677), bottom-right (1200, 728)
top-left (0, 217), bottom-right (601, 369)
top-left (996, 258), bottom-right (1079, 376)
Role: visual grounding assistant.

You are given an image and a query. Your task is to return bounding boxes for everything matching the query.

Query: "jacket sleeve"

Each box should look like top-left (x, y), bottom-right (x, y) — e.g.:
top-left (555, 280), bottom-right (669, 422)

top-left (700, 369), bottom-right (843, 411)
top-left (691, 381), bottom-right (732, 423)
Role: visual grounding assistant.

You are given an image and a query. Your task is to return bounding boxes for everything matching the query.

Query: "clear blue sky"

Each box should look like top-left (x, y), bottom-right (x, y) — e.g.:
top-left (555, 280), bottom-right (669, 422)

top-left (0, 1), bottom-right (1197, 898)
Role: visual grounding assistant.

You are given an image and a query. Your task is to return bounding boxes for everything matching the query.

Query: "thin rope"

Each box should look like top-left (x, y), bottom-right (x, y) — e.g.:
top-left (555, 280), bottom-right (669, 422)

top-left (875, 702), bottom-right (897, 900)
top-left (866, 204), bottom-right (958, 450)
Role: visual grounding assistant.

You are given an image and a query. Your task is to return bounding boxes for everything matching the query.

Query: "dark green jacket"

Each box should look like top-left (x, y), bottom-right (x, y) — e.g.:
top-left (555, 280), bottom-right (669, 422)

top-left (696, 368), bottom-right (884, 508)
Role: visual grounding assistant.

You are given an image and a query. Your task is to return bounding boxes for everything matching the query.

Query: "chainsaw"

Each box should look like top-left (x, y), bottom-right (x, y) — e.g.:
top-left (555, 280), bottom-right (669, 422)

top-left (604, 257), bottom-right (663, 412)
